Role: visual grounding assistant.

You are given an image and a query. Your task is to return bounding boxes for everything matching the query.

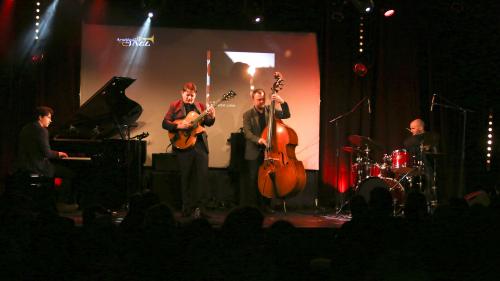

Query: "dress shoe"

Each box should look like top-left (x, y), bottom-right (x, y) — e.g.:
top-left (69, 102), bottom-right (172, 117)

top-left (56, 203), bottom-right (79, 213)
top-left (261, 206), bottom-right (276, 214)
top-left (192, 207), bottom-right (210, 219)
top-left (181, 208), bottom-right (193, 218)
top-left (192, 207), bottom-right (202, 219)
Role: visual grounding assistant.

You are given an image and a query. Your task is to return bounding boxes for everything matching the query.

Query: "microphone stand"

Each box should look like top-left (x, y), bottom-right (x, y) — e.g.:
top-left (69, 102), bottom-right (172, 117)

top-left (329, 96), bottom-right (369, 214)
top-left (432, 95), bottom-right (474, 198)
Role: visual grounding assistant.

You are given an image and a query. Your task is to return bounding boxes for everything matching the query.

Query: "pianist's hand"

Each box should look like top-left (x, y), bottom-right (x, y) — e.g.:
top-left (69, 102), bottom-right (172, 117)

top-left (58, 151), bottom-right (68, 158)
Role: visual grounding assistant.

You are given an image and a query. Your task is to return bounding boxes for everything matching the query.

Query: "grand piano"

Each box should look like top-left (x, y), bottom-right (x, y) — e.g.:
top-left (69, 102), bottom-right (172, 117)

top-left (51, 76), bottom-right (146, 209)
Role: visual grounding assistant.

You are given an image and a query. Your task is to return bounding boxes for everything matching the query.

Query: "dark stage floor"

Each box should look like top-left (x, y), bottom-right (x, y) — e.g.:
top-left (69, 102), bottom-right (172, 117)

top-left (61, 208), bottom-right (351, 228)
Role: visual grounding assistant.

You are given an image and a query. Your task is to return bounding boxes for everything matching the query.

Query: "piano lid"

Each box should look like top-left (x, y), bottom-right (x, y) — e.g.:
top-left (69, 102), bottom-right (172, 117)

top-left (53, 76), bottom-right (142, 140)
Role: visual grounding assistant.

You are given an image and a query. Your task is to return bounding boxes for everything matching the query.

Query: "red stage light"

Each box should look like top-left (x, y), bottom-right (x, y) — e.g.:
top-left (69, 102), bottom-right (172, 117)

top-left (353, 63), bottom-right (368, 77)
top-left (384, 9), bottom-right (395, 17)
top-left (54, 177), bottom-right (63, 187)
top-left (0, 0), bottom-right (15, 56)
top-left (31, 53), bottom-right (44, 63)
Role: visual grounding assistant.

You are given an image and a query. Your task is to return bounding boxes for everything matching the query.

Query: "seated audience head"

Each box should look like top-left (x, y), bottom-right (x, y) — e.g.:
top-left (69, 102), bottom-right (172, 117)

top-left (369, 186), bottom-right (393, 217)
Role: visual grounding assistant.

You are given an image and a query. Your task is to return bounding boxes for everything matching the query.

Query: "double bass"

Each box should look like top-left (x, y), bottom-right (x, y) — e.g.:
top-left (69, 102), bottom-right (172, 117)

top-left (258, 72), bottom-right (306, 199)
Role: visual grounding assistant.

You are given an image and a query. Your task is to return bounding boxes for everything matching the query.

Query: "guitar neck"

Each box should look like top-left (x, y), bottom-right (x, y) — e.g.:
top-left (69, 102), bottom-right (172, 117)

top-left (192, 97), bottom-right (226, 124)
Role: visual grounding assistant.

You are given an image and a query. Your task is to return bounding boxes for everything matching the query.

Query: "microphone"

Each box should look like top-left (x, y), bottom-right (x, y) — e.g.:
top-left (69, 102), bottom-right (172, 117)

top-left (430, 94), bottom-right (436, 112)
top-left (367, 98), bottom-right (372, 114)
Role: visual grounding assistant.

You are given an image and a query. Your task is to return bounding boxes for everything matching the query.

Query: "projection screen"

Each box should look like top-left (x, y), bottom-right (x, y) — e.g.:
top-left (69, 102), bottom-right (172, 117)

top-left (81, 24), bottom-right (320, 169)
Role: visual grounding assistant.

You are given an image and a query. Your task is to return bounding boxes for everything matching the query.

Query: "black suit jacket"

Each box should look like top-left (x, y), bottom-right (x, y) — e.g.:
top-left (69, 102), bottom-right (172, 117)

top-left (162, 99), bottom-right (215, 152)
top-left (242, 102), bottom-right (291, 160)
top-left (15, 121), bottom-right (59, 176)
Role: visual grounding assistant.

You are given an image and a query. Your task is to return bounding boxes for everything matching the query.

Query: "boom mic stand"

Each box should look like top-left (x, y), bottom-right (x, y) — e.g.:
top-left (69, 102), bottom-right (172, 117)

top-left (329, 96), bottom-right (370, 215)
top-left (432, 94), bottom-right (474, 198)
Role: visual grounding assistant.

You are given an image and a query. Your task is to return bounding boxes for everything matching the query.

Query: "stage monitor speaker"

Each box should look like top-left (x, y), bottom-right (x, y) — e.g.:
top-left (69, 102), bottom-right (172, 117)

top-left (151, 171), bottom-right (182, 210)
top-left (464, 190), bottom-right (490, 207)
top-left (152, 153), bottom-right (179, 172)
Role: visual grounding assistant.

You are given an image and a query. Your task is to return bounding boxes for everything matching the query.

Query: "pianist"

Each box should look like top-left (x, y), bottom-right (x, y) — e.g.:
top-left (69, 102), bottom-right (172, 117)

top-left (14, 106), bottom-right (78, 212)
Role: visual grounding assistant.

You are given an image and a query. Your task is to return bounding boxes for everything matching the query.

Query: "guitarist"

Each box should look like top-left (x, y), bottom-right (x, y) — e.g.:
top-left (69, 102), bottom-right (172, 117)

top-left (162, 82), bottom-right (215, 218)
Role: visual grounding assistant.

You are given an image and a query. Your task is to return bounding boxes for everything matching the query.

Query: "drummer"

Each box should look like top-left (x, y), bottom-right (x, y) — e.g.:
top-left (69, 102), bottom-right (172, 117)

top-left (404, 118), bottom-right (439, 156)
top-left (403, 118), bottom-right (439, 196)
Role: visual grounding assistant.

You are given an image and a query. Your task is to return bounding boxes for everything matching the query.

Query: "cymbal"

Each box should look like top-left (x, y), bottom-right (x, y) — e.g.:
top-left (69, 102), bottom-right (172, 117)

top-left (422, 132), bottom-right (439, 146)
top-left (408, 132), bottom-right (439, 147)
top-left (348, 135), bottom-right (381, 150)
top-left (423, 151), bottom-right (445, 157)
top-left (342, 146), bottom-right (358, 153)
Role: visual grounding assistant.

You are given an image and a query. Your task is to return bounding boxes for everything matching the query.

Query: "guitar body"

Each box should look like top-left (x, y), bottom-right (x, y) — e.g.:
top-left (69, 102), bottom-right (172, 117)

top-left (168, 111), bottom-right (206, 150)
top-left (166, 90), bottom-right (236, 150)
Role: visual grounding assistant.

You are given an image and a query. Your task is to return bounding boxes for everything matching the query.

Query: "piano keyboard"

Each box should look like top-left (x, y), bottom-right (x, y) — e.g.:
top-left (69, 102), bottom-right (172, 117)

top-left (61, 156), bottom-right (92, 161)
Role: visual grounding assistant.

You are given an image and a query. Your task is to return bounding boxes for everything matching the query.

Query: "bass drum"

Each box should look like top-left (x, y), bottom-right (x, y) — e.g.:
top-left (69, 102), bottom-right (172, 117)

top-left (350, 162), bottom-right (383, 187)
top-left (356, 177), bottom-right (405, 207)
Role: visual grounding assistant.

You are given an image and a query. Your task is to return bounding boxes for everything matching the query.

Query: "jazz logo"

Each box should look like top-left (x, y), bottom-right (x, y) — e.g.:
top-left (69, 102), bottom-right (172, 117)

top-left (116, 35), bottom-right (155, 47)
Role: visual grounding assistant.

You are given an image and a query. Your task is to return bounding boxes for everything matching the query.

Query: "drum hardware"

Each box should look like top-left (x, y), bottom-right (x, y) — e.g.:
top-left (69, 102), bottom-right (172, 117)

top-left (423, 151), bottom-right (444, 207)
top-left (330, 97), bottom-right (372, 214)
top-left (356, 177), bottom-right (406, 216)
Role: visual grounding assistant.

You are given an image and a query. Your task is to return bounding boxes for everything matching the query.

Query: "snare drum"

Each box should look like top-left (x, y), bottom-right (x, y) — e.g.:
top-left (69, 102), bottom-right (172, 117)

top-left (391, 149), bottom-right (410, 168)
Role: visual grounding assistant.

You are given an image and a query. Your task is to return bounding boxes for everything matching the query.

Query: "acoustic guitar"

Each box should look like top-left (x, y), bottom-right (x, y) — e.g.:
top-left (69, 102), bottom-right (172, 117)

top-left (168, 90), bottom-right (236, 150)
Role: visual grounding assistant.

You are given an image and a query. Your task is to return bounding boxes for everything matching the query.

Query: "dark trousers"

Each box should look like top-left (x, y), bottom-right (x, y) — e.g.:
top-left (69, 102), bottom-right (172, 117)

top-left (175, 141), bottom-right (209, 212)
top-left (242, 153), bottom-right (270, 207)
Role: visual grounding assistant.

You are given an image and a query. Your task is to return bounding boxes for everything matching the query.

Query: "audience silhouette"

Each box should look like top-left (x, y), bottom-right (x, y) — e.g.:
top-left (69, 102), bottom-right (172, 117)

top-left (1, 179), bottom-right (499, 281)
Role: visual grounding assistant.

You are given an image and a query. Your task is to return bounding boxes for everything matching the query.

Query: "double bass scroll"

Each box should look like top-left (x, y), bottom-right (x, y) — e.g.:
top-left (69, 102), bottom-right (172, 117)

top-left (257, 72), bottom-right (307, 199)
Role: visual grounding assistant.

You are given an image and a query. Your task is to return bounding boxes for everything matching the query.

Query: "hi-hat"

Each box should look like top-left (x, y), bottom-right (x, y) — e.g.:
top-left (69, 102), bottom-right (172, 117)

top-left (423, 151), bottom-right (445, 157)
top-left (342, 146), bottom-right (361, 153)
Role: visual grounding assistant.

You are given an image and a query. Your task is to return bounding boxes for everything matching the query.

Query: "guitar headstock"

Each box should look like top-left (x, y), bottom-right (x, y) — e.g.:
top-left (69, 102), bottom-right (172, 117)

top-left (222, 90), bottom-right (237, 101)
top-left (272, 72), bottom-right (284, 93)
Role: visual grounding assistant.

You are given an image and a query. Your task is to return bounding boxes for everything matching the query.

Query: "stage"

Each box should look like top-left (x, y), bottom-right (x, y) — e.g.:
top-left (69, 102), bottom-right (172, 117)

top-left (62, 207), bottom-right (351, 228)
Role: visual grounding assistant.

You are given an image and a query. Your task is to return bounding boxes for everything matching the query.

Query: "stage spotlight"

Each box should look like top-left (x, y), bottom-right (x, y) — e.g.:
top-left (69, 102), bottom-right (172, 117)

top-left (330, 0), bottom-right (346, 22)
top-left (486, 111), bottom-right (493, 170)
top-left (253, 16), bottom-right (263, 24)
top-left (247, 65), bottom-right (256, 76)
top-left (383, 9), bottom-right (395, 17)
top-left (331, 11), bottom-right (345, 22)
top-left (450, 1), bottom-right (464, 14)
top-left (148, 12), bottom-right (154, 18)
top-left (351, 0), bottom-right (374, 14)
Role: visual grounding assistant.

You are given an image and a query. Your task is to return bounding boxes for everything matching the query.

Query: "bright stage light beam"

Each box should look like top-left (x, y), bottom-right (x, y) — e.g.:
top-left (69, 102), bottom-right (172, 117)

top-left (19, 0), bottom-right (59, 62)
top-left (119, 17), bottom-right (153, 77)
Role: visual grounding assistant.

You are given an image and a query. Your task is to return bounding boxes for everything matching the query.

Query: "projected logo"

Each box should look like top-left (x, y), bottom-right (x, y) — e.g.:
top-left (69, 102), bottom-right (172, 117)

top-left (116, 35), bottom-right (155, 47)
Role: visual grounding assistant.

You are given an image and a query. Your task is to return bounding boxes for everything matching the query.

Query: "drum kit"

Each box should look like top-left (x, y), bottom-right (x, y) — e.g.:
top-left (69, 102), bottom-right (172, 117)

top-left (344, 134), bottom-right (441, 213)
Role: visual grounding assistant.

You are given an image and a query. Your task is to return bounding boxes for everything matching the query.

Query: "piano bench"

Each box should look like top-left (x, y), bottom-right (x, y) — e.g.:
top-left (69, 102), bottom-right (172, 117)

top-left (5, 172), bottom-right (57, 211)
top-left (6, 172), bottom-right (54, 190)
